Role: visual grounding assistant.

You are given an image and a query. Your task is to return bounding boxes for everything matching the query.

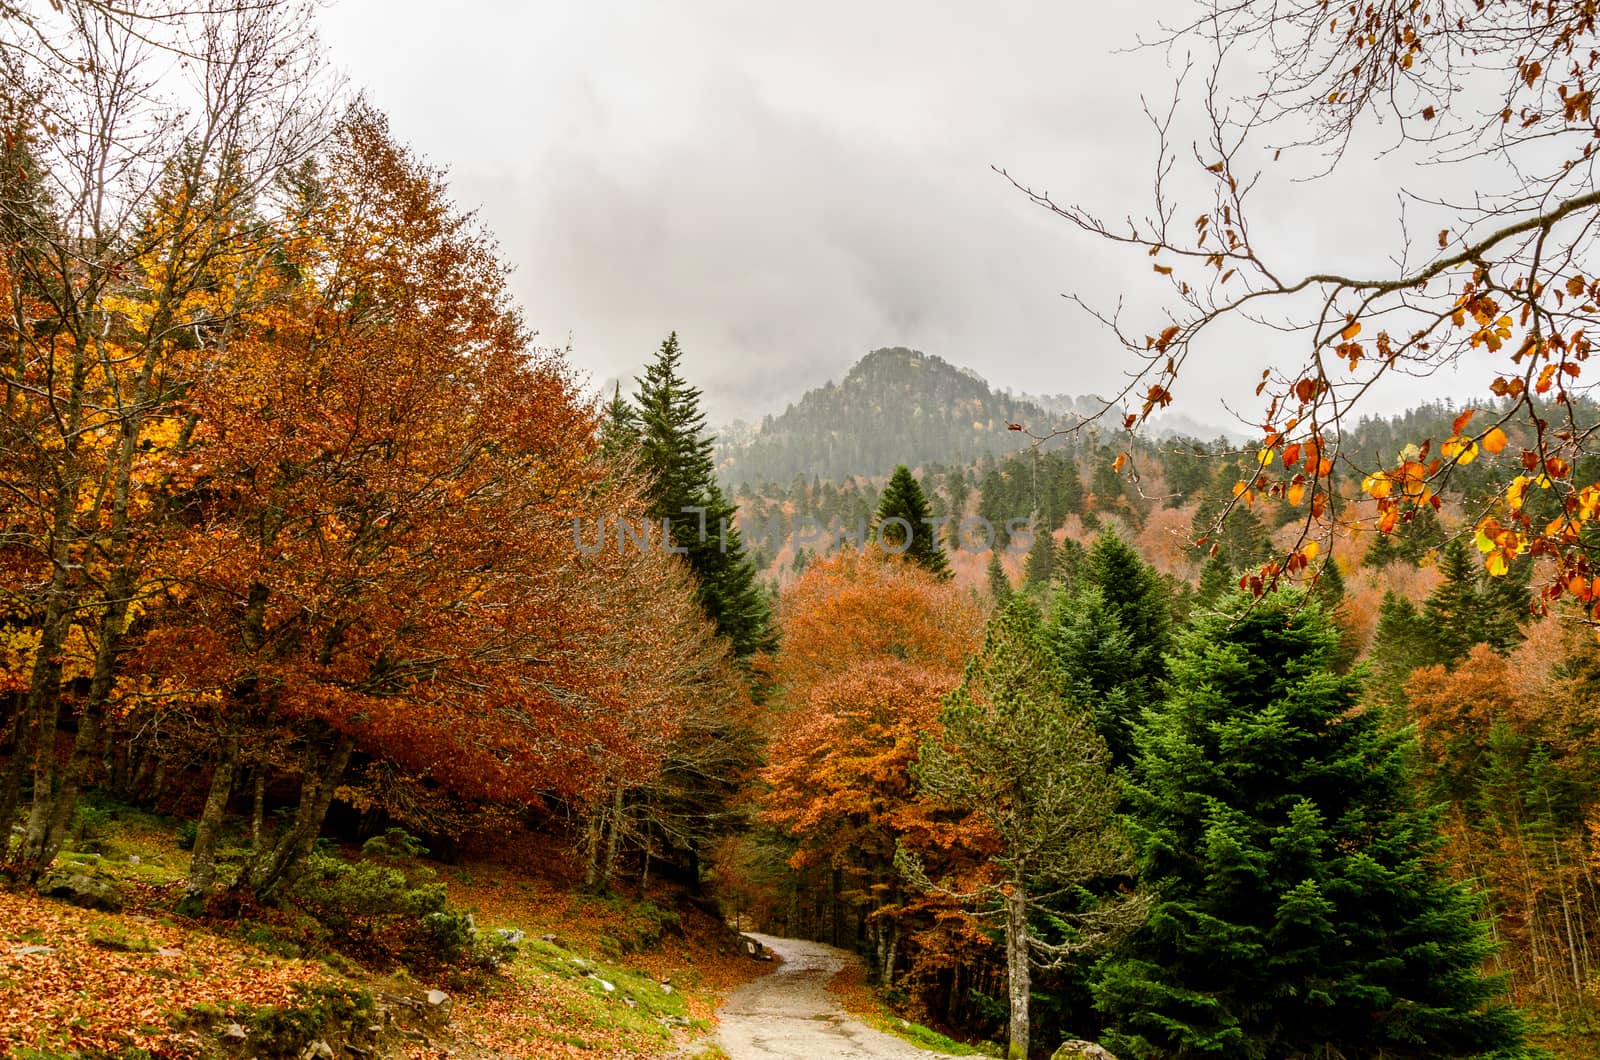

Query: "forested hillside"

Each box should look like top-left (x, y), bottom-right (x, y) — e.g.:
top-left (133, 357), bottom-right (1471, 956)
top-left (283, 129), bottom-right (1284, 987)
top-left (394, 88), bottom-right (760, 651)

top-left (715, 347), bottom-right (1072, 488)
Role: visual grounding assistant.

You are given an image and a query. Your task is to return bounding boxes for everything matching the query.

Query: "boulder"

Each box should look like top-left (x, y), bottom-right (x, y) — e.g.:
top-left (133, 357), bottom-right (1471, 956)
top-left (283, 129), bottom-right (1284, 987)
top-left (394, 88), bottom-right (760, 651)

top-left (37, 870), bottom-right (124, 912)
top-left (1051, 1041), bottom-right (1119, 1060)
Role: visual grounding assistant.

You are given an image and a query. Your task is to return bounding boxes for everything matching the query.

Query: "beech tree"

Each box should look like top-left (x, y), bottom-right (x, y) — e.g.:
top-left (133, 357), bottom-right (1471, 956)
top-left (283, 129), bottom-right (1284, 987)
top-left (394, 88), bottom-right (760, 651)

top-left (0, 0), bottom-right (333, 881)
top-left (902, 598), bottom-right (1146, 1060)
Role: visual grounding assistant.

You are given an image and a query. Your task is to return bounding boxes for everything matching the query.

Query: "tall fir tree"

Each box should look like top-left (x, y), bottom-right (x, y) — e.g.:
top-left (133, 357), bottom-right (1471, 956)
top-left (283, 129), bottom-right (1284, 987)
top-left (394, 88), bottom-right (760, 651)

top-left (598, 382), bottom-right (639, 464)
top-left (1094, 592), bottom-right (1536, 1060)
top-left (1193, 550), bottom-right (1235, 612)
top-left (1370, 589), bottom-right (1432, 707)
top-left (1191, 461), bottom-right (1270, 569)
top-left (634, 333), bottom-right (774, 658)
top-left (1421, 539), bottom-right (1530, 666)
top-left (1022, 518), bottom-right (1057, 590)
top-left (1047, 586), bottom-right (1140, 764)
top-left (1081, 531), bottom-right (1171, 723)
top-left (1052, 534), bottom-right (1088, 598)
top-left (1310, 560), bottom-right (1358, 674)
top-left (874, 464), bottom-right (951, 578)
top-left (988, 550), bottom-right (1013, 603)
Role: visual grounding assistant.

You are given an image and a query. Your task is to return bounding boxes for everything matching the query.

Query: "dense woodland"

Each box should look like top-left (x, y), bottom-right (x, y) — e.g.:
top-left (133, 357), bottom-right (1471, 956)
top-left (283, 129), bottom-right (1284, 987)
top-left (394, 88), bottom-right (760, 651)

top-left (9, 3), bottom-right (1600, 1060)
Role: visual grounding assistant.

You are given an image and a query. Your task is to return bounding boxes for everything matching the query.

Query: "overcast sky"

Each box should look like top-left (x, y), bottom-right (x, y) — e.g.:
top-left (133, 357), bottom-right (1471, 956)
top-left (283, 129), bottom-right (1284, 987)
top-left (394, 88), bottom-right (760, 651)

top-left (315, 0), bottom-right (1489, 429)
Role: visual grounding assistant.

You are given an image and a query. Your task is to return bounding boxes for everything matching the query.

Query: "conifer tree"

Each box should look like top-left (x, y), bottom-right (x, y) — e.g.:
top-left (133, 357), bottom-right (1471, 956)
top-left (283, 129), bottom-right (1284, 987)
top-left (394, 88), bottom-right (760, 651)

top-left (1095, 592), bottom-right (1536, 1060)
top-left (1421, 539), bottom-right (1530, 667)
top-left (988, 550), bottom-right (1013, 602)
top-left (1191, 462), bottom-right (1270, 568)
top-left (902, 598), bottom-right (1145, 1060)
top-left (634, 333), bottom-right (774, 658)
top-left (1370, 590), bottom-right (1432, 707)
top-left (1081, 531), bottom-right (1170, 718)
top-left (1193, 551), bottom-right (1234, 612)
top-left (1052, 534), bottom-right (1088, 598)
top-left (874, 464), bottom-right (951, 578)
top-left (1022, 518), bottom-right (1057, 590)
top-left (598, 382), bottom-right (639, 463)
top-left (1311, 560), bottom-right (1358, 673)
top-left (1047, 587), bottom-right (1140, 764)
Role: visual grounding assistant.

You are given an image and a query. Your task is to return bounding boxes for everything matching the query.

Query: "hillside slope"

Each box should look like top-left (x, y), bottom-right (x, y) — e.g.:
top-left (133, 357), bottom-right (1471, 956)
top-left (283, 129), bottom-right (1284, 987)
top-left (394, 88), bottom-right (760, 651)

top-left (715, 348), bottom-right (1065, 487)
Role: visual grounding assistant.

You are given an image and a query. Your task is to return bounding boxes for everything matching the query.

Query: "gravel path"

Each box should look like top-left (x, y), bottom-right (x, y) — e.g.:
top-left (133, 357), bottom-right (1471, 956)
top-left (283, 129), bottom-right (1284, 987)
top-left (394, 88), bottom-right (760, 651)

top-left (714, 933), bottom-right (964, 1059)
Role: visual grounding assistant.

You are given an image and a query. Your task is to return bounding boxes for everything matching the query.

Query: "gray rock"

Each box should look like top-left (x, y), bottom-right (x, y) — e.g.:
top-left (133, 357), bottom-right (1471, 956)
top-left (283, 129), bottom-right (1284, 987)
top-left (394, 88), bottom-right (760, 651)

top-left (301, 1040), bottom-right (334, 1059)
top-left (496, 927), bottom-right (526, 947)
top-left (36, 870), bottom-right (124, 912)
top-left (1051, 1041), bottom-right (1119, 1060)
top-left (425, 988), bottom-right (450, 1007)
top-left (157, 947), bottom-right (183, 957)
top-left (658, 981), bottom-right (673, 994)
top-left (220, 1022), bottom-right (248, 1040)
top-left (13, 944), bottom-right (54, 956)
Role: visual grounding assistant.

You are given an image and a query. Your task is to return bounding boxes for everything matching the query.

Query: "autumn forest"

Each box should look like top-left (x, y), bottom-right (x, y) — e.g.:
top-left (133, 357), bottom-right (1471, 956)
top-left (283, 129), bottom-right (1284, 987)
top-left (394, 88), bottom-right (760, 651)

top-left (9, 2), bottom-right (1600, 1059)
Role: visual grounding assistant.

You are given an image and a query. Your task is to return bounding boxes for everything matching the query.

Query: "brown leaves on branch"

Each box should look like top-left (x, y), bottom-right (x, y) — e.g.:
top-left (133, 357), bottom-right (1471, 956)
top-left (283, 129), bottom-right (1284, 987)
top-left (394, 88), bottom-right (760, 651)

top-left (1007, 2), bottom-right (1600, 625)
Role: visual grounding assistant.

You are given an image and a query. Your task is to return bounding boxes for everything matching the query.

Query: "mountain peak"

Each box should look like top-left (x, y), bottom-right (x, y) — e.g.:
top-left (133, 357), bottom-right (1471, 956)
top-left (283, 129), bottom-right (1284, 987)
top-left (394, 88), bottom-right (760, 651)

top-left (716, 348), bottom-right (1061, 487)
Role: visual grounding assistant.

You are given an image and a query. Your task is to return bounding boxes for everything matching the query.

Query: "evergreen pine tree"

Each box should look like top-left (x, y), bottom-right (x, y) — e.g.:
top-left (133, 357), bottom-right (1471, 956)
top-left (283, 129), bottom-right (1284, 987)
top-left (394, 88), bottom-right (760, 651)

top-left (597, 382), bottom-right (639, 463)
top-left (1370, 589), bottom-right (1432, 706)
top-left (902, 598), bottom-right (1145, 1060)
top-left (1048, 586), bottom-right (1140, 764)
top-left (1191, 462), bottom-right (1270, 568)
top-left (874, 464), bottom-right (951, 578)
top-left (1022, 518), bottom-right (1057, 590)
top-left (988, 550), bottom-right (1013, 603)
top-left (1193, 550), bottom-right (1235, 612)
top-left (1421, 539), bottom-right (1529, 667)
top-left (1311, 560), bottom-right (1358, 674)
top-left (1052, 535), bottom-right (1088, 598)
top-left (1081, 531), bottom-right (1171, 714)
top-left (634, 333), bottom-right (775, 657)
top-left (1094, 592), bottom-right (1535, 1060)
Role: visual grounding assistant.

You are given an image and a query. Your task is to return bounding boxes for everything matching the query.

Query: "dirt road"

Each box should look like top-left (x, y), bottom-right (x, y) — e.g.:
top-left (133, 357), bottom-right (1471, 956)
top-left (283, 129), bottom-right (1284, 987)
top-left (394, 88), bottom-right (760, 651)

top-left (714, 934), bottom-right (965, 1059)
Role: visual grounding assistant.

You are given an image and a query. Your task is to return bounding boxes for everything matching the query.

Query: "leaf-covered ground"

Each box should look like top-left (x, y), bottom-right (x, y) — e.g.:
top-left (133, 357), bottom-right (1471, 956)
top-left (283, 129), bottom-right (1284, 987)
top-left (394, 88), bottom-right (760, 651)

top-left (1, 820), bottom-right (762, 1058)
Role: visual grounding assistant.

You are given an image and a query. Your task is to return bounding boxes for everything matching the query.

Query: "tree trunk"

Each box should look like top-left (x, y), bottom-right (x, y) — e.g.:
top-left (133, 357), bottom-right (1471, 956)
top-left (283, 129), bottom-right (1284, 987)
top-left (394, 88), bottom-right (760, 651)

top-left (250, 767), bottom-right (266, 852)
top-left (0, 704), bottom-right (34, 860)
top-left (35, 699), bottom-right (104, 873)
top-left (1005, 883), bottom-right (1031, 1060)
top-left (880, 919), bottom-right (900, 987)
top-left (233, 732), bottom-right (353, 899)
top-left (186, 727), bottom-right (241, 900)
top-left (582, 806), bottom-right (603, 890)
top-left (601, 785), bottom-right (625, 887)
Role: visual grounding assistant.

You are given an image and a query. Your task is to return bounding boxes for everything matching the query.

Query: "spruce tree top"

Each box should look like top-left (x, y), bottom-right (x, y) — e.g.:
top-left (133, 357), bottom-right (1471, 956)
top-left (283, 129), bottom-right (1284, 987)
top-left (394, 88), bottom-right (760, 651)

top-left (874, 465), bottom-right (951, 578)
top-left (635, 332), bottom-right (716, 520)
top-left (1096, 590), bottom-right (1536, 1060)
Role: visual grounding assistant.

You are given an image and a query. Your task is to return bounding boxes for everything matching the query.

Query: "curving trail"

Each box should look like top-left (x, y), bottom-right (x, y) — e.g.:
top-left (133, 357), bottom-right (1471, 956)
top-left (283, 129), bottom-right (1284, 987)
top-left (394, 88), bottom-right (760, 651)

top-left (714, 934), bottom-right (963, 1059)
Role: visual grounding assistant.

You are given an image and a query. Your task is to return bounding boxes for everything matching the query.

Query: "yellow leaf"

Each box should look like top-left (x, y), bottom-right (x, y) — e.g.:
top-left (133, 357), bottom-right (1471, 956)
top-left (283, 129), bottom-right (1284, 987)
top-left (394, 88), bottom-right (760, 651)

top-left (1483, 426), bottom-right (1509, 453)
top-left (1287, 482), bottom-right (1306, 506)
top-left (1486, 551), bottom-right (1510, 577)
